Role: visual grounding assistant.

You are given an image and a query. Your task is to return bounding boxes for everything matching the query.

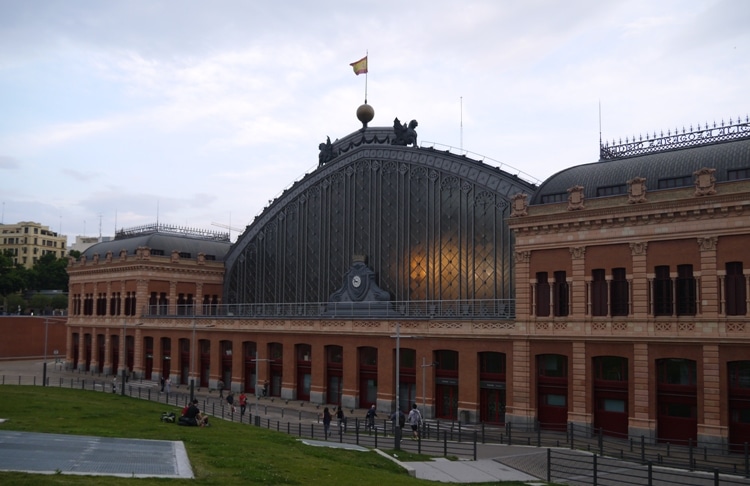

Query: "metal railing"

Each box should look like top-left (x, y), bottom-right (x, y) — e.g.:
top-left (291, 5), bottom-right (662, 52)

top-left (139, 299), bottom-right (516, 320)
top-left (548, 448), bottom-right (750, 486)
top-left (4, 373), bottom-right (750, 484)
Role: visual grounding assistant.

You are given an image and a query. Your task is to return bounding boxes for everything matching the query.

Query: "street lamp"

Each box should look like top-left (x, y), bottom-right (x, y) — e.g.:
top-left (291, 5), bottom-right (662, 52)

top-left (252, 351), bottom-right (271, 418)
top-left (421, 357), bottom-right (438, 419)
top-left (190, 317), bottom-right (214, 402)
top-left (42, 318), bottom-right (49, 387)
top-left (121, 320), bottom-right (142, 395)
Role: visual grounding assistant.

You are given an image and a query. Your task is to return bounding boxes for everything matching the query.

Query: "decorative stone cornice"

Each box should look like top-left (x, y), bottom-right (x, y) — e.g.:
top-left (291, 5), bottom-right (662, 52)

top-left (510, 191), bottom-right (749, 238)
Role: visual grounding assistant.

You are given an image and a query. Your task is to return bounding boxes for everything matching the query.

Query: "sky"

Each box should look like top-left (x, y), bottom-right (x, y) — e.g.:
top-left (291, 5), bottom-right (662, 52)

top-left (1, 0), bottom-right (748, 244)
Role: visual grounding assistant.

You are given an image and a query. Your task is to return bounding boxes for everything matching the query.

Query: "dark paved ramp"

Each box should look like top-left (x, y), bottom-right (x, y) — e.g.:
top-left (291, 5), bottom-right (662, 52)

top-left (0, 430), bottom-right (193, 478)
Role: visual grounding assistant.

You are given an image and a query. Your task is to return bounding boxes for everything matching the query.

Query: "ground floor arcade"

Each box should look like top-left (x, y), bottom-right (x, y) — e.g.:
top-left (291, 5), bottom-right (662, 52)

top-left (65, 319), bottom-right (750, 450)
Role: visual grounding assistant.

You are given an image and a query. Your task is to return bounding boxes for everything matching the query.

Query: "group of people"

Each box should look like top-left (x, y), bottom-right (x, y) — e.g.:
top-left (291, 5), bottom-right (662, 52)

top-left (224, 390), bottom-right (249, 415)
top-left (366, 403), bottom-right (423, 439)
top-left (321, 406), bottom-right (349, 438)
top-left (180, 399), bottom-right (209, 427)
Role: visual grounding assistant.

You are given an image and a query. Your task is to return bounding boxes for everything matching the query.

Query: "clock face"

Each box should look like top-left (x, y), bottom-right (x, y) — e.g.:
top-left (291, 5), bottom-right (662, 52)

top-left (352, 275), bottom-right (362, 288)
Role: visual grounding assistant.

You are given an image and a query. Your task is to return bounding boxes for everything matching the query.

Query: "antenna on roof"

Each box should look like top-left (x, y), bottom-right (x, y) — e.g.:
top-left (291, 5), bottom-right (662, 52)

top-left (460, 96), bottom-right (463, 153)
top-left (598, 100), bottom-right (602, 147)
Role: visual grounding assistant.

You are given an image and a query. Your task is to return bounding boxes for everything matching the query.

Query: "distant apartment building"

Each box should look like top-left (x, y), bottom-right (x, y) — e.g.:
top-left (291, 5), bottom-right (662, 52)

top-left (0, 221), bottom-right (68, 269)
top-left (69, 235), bottom-right (113, 255)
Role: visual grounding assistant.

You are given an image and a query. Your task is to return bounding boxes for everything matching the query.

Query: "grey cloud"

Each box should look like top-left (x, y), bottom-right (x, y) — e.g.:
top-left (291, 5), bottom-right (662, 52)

top-left (0, 156), bottom-right (20, 169)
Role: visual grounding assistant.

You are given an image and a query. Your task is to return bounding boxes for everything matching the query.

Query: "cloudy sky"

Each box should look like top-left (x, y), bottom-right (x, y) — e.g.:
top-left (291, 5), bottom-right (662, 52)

top-left (1, 0), bottom-right (748, 244)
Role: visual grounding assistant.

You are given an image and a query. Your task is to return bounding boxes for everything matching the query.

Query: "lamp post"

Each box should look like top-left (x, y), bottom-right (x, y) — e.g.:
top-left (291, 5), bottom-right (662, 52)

top-left (421, 357), bottom-right (438, 419)
top-left (190, 318), bottom-right (214, 402)
top-left (252, 351), bottom-right (271, 418)
top-left (190, 317), bottom-right (196, 402)
top-left (42, 318), bottom-right (49, 387)
top-left (395, 322), bottom-right (400, 417)
top-left (121, 320), bottom-right (127, 395)
top-left (121, 320), bottom-right (142, 396)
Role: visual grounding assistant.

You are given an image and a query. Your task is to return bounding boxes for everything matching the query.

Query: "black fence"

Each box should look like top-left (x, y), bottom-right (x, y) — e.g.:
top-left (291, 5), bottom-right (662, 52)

top-left (4, 372), bottom-right (750, 483)
top-left (548, 448), bottom-right (750, 486)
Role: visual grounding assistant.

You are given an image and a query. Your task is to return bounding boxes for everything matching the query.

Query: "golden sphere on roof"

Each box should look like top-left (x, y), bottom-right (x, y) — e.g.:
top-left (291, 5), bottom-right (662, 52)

top-left (356, 103), bottom-right (374, 128)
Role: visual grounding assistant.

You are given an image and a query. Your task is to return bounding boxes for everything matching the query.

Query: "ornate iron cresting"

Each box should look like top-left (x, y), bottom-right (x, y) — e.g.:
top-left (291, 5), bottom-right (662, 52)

top-left (115, 223), bottom-right (229, 242)
top-left (223, 141), bottom-right (536, 312)
top-left (600, 116), bottom-right (750, 160)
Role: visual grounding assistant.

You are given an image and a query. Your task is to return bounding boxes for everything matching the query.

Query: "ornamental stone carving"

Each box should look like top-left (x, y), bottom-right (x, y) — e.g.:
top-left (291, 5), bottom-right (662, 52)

top-left (567, 185), bottom-right (585, 211)
top-left (694, 167), bottom-right (717, 196)
top-left (514, 250), bottom-right (531, 264)
top-left (627, 176), bottom-right (647, 204)
top-left (510, 193), bottom-right (529, 217)
top-left (569, 246), bottom-right (586, 259)
top-left (697, 236), bottom-right (718, 251)
top-left (629, 241), bottom-right (648, 256)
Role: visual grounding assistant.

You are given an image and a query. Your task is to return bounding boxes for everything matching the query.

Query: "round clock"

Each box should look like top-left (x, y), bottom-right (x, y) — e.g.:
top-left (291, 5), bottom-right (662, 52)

top-left (352, 275), bottom-right (362, 288)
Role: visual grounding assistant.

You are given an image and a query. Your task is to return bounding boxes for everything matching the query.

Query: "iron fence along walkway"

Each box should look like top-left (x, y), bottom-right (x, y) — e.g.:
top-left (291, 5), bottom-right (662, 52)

top-left (4, 371), bottom-right (750, 484)
top-left (548, 448), bottom-right (750, 486)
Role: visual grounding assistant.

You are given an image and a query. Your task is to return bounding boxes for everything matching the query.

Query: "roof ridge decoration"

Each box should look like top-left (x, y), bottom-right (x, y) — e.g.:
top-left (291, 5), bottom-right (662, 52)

top-left (115, 223), bottom-right (229, 242)
top-left (600, 115), bottom-right (750, 160)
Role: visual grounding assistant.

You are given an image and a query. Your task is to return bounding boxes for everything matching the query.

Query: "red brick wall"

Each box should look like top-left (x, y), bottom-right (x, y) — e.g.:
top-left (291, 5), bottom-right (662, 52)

top-left (0, 317), bottom-right (67, 360)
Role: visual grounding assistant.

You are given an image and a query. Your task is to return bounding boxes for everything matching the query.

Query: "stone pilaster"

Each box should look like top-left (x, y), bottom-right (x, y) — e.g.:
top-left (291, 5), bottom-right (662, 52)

top-left (699, 344), bottom-right (726, 447)
top-left (630, 242), bottom-right (649, 319)
top-left (506, 340), bottom-right (534, 426)
top-left (629, 342), bottom-right (656, 441)
top-left (569, 341), bottom-right (591, 427)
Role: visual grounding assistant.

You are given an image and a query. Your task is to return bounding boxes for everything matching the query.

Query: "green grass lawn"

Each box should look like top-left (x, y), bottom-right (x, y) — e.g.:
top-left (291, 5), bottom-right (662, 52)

top-left (0, 386), bottom-right (537, 485)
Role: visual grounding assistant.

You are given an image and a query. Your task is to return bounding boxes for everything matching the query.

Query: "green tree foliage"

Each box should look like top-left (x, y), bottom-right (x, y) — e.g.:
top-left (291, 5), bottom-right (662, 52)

top-left (50, 293), bottom-right (69, 310)
top-left (4, 293), bottom-right (26, 314)
top-left (0, 249), bottom-right (29, 296)
top-left (29, 252), bottom-right (69, 292)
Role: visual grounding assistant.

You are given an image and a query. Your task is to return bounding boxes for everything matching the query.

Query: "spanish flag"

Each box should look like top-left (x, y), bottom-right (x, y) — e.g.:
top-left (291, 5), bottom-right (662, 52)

top-left (350, 56), bottom-right (368, 75)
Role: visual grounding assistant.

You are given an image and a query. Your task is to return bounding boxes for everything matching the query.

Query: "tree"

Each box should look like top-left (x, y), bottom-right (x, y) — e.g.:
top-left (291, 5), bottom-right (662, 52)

top-left (0, 249), bottom-right (28, 296)
top-left (4, 293), bottom-right (26, 314)
top-left (29, 253), bottom-right (69, 292)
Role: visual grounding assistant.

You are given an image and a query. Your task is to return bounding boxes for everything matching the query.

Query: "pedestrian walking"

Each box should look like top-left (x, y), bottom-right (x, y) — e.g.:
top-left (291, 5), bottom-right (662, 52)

top-left (226, 390), bottom-right (235, 413)
top-left (407, 403), bottom-right (422, 440)
top-left (239, 392), bottom-right (247, 416)
top-left (217, 379), bottom-right (225, 398)
top-left (336, 406), bottom-right (346, 430)
top-left (165, 376), bottom-right (171, 394)
top-left (365, 404), bottom-right (377, 433)
top-left (323, 407), bottom-right (332, 438)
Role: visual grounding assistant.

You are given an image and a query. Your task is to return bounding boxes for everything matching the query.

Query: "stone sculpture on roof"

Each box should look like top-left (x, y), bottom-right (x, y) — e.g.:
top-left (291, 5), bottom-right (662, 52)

top-left (392, 117), bottom-right (418, 146)
top-left (318, 136), bottom-right (335, 166)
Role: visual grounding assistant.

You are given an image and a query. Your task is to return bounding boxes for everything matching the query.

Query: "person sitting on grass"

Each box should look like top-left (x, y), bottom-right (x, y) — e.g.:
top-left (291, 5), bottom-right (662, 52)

top-left (181, 399), bottom-right (208, 427)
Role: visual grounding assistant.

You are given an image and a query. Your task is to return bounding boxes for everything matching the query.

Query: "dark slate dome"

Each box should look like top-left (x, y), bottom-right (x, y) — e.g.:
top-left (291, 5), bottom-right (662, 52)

top-left (531, 134), bottom-right (750, 205)
top-left (81, 224), bottom-right (232, 262)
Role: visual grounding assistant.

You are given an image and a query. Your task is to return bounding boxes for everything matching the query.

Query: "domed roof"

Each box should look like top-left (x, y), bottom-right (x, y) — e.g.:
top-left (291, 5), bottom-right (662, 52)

top-left (81, 224), bottom-right (232, 261)
top-left (531, 136), bottom-right (750, 205)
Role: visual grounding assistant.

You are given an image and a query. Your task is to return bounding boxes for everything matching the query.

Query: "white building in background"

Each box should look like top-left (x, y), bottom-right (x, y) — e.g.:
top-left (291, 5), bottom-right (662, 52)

top-left (0, 221), bottom-right (67, 269)
top-left (69, 235), bottom-right (113, 255)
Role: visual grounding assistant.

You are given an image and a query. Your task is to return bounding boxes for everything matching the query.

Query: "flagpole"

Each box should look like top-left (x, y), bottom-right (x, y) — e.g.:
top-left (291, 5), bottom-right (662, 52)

top-left (364, 50), bottom-right (368, 104)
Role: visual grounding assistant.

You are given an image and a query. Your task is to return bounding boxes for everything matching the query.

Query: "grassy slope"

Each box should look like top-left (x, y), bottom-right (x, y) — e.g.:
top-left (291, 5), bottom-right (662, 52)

top-left (0, 386), bottom-right (423, 485)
